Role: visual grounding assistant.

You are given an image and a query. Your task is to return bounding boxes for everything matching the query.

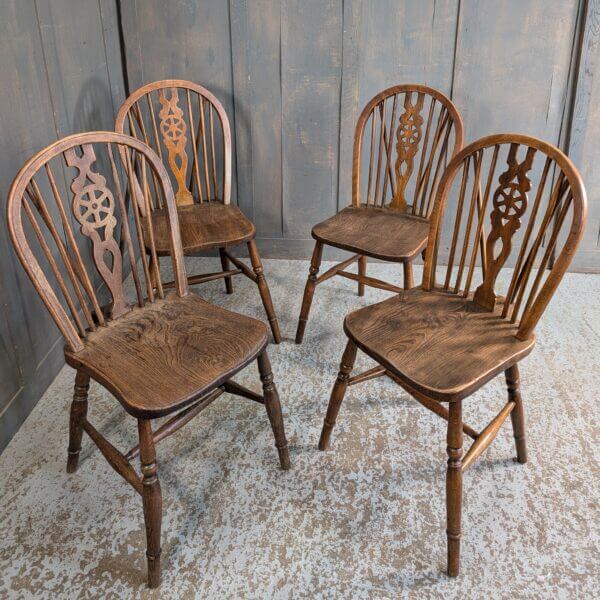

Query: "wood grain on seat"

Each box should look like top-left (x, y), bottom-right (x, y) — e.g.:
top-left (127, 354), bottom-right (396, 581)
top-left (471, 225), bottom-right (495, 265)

top-left (344, 289), bottom-right (535, 402)
top-left (312, 205), bottom-right (430, 261)
top-left (65, 293), bottom-right (268, 418)
top-left (145, 202), bottom-right (256, 255)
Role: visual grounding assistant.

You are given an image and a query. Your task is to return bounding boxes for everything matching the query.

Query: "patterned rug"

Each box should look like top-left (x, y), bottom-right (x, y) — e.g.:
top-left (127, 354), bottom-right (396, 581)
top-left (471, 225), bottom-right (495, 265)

top-left (1, 257), bottom-right (598, 599)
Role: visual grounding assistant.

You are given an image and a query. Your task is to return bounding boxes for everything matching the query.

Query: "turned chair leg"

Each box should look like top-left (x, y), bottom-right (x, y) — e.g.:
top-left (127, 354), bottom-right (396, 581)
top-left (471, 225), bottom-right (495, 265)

top-left (219, 247), bottom-right (234, 294)
top-left (403, 261), bottom-right (414, 290)
top-left (257, 351), bottom-right (291, 470)
top-left (506, 364), bottom-right (527, 463)
top-left (318, 339), bottom-right (358, 450)
top-left (138, 419), bottom-right (162, 589)
top-left (358, 255), bottom-right (366, 297)
top-left (247, 240), bottom-right (281, 344)
top-left (295, 241), bottom-right (324, 344)
top-left (67, 370), bottom-right (90, 473)
top-left (446, 400), bottom-right (464, 577)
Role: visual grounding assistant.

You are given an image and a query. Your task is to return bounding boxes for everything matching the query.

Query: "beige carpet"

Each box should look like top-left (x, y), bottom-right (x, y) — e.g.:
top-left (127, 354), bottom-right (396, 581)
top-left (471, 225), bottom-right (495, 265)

top-left (0, 257), bottom-right (598, 599)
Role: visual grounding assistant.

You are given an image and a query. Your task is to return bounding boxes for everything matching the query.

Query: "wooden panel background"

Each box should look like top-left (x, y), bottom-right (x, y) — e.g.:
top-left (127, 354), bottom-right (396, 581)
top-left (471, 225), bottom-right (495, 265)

top-left (0, 0), bottom-right (598, 451)
top-left (0, 0), bottom-right (125, 451)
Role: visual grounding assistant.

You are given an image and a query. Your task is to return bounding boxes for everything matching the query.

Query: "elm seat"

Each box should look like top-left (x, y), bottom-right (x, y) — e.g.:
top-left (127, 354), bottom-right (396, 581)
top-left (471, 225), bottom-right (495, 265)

top-left (344, 289), bottom-right (535, 402)
top-left (312, 206), bottom-right (430, 262)
top-left (144, 202), bottom-right (256, 256)
top-left (65, 293), bottom-right (268, 418)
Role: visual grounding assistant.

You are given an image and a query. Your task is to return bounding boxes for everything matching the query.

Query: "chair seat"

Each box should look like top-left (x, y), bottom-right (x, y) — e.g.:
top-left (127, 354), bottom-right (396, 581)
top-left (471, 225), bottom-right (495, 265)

top-left (344, 289), bottom-right (536, 401)
top-left (311, 206), bottom-right (430, 261)
top-left (65, 293), bottom-right (268, 418)
top-left (145, 202), bottom-right (256, 255)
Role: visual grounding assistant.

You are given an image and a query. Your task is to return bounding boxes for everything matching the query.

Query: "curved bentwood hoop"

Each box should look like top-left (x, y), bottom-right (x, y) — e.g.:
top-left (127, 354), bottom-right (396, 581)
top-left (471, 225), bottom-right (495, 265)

top-left (423, 133), bottom-right (587, 340)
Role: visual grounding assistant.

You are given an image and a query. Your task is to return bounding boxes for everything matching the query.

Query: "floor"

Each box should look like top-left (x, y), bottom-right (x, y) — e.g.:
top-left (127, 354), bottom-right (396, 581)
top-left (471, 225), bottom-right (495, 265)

top-left (0, 257), bottom-right (598, 599)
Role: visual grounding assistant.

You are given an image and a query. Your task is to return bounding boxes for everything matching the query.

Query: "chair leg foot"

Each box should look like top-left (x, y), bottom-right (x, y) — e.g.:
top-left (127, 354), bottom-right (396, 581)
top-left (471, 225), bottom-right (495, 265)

top-left (138, 419), bottom-right (162, 589)
top-left (318, 340), bottom-right (357, 450)
top-left (295, 241), bottom-right (324, 344)
top-left (258, 351), bottom-right (291, 470)
top-left (247, 240), bottom-right (281, 343)
top-left (358, 255), bottom-right (366, 297)
top-left (67, 370), bottom-right (90, 474)
top-left (446, 401), bottom-right (463, 577)
top-left (219, 247), bottom-right (234, 294)
top-left (506, 364), bottom-right (527, 464)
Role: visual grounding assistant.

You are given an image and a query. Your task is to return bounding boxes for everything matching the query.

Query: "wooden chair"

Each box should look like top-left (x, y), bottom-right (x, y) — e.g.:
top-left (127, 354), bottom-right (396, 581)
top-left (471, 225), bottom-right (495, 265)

top-left (115, 79), bottom-right (281, 343)
top-left (318, 134), bottom-right (586, 576)
top-left (295, 84), bottom-right (464, 343)
top-left (6, 132), bottom-right (290, 588)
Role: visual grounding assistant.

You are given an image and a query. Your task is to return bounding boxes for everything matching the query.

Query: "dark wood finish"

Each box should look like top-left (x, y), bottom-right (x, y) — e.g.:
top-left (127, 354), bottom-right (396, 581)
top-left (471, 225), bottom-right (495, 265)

top-left (318, 340), bottom-right (358, 451)
top-left (257, 351), bottom-right (290, 470)
top-left (506, 364), bottom-right (527, 463)
top-left (344, 289), bottom-right (535, 402)
top-left (296, 84), bottom-right (464, 343)
top-left (66, 370), bottom-right (90, 473)
top-left (319, 133), bottom-right (587, 577)
top-left (446, 401), bottom-right (463, 577)
top-left (311, 206), bottom-right (430, 261)
top-left (6, 132), bottom-right (291, 588)
top-left (138, 419), bottom-right (162, 588)
top-left (116, 79), bottom-right (281, 343)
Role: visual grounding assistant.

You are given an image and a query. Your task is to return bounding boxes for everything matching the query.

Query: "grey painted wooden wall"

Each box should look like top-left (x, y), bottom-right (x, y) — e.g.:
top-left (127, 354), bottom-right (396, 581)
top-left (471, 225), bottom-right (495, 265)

top-left (0, 0), bottom-right (125, 451)
top-left (1, 0), bottom-right (599, 452)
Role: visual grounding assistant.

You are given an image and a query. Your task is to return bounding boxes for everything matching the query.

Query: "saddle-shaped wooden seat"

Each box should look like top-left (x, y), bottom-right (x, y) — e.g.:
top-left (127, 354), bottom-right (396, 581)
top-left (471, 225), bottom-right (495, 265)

top-left (344, 289), bottom-right (535, 402)
top-left (65, 293), bottom-right (268, 418)
top-left (144, 202), bottom-right (255, 255)
top-left (312, 206), bottom-right (430, 262)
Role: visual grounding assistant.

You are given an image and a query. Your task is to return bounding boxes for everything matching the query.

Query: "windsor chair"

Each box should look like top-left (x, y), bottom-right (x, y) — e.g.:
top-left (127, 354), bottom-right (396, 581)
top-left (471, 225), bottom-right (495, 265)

top-left (318, 134), bottom-right (586, 576)
top-left (6, 132), bottom-right (290, 588)
top-left (115, 79), bottom-right (281, 343)
top-left (295, 84), bottom-right (464, 343)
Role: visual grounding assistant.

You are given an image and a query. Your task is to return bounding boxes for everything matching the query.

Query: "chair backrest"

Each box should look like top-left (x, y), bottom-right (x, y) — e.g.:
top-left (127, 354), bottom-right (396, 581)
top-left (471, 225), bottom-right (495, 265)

top-left (422, 133), bottom-right (587, 340)
top-left (115, 79), bottom-right (231, 208)
top-left (6, 131), bottom-right (188, 353)
top-left (352, 84), bottom-right (464, 215)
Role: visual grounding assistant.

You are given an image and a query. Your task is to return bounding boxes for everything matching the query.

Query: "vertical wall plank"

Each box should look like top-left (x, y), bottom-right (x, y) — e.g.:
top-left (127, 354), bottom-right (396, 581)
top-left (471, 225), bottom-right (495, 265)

top-left (568, 0), bottom-right (600, 271)
top-left (246, 0), bottom-right (283, 238)
top-left (281, 0), bottom-right (343, 239)
top-left (452, 1), bottom-right (579, 142)
top-left (229, 0), bottom-right (254, 223)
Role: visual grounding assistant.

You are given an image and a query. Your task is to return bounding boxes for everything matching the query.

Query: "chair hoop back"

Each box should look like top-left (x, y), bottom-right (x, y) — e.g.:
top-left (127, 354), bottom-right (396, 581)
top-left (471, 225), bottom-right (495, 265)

top-left (7, 131), bottom-right (188, 353)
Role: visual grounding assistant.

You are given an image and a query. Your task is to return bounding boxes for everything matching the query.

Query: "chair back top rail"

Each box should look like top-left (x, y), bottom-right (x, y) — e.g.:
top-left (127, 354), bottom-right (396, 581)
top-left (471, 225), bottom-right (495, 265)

top-left (115, 79), bottom-right (232, 208)
top-left (352, 84), bottom-right (464, 215)
top-left (7, 131), bottom-right (188, 353)
top-left (422, 133), bottom-right (586, 340)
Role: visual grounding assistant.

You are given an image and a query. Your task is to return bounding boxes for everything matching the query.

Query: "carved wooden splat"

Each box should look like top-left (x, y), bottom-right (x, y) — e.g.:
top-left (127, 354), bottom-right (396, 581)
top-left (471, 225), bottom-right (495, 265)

top-left (473, 144), bottom-right (536, 310)
top-left (390, 92), bottom-right (425, 211)
top-left (158, 88), bottom-right (194, 206)
top-left (65, 144), bottom-right (130, 319)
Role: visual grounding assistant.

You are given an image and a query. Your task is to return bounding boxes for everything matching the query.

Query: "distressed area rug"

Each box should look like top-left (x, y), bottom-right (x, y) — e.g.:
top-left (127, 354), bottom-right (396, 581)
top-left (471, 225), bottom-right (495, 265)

top-left (0, 257), bottom-right (598, 599)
